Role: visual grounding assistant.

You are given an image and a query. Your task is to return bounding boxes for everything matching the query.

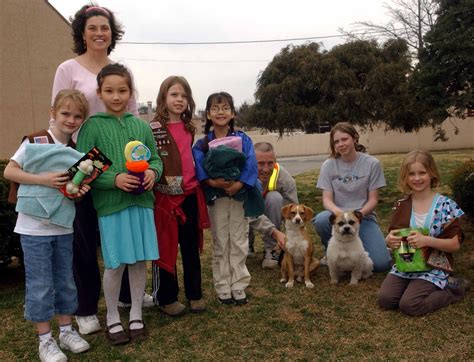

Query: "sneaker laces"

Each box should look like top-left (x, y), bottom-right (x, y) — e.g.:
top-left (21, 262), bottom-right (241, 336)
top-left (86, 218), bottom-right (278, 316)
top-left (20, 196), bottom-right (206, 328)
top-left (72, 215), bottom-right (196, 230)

top-left (61, 329), bottom-right (83, 344)
top-left (41, 338), bottom-right (62, 357)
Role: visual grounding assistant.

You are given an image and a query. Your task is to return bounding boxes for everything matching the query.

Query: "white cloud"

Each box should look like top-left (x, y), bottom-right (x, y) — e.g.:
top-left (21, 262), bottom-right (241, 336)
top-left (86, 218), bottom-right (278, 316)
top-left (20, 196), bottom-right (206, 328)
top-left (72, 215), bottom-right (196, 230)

top-left (49, 0), bottom-right (390, 110)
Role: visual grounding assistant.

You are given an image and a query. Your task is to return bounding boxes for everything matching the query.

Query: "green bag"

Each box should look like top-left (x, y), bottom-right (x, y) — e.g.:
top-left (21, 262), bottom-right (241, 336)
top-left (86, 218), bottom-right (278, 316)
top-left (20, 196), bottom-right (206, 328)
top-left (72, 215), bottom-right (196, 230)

top-left (393, 227), bottom-right (431, 272)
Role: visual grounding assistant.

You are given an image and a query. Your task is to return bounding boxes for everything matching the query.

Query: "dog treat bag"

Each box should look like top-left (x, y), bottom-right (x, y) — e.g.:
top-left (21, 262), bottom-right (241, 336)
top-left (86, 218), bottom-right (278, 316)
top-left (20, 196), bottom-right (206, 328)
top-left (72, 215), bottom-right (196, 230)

top-left (393, 228), bottom-right (430, 272)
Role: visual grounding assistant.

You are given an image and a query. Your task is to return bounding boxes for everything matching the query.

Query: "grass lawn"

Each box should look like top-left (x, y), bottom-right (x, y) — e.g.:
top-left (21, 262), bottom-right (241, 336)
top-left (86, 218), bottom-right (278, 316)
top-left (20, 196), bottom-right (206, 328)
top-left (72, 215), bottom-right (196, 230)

top-left (1, 149), bottom-right (473, 360)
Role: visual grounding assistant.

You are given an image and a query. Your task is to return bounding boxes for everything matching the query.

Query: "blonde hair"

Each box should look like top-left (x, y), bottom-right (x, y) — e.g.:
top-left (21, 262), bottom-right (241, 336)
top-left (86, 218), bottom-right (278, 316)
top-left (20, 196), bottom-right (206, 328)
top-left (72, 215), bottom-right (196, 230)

top-left (329, 122), bottom-right (366, 158)
top-left (398, 150), bottom-right (440, 194)
top-left (52, 89), bottom-right (89, 119)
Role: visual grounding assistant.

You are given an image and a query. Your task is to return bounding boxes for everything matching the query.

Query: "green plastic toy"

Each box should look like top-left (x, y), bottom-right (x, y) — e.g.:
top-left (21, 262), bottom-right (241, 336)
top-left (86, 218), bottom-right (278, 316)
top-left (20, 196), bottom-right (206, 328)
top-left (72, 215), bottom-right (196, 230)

top-left (393, 227), bottom-right (431, 272)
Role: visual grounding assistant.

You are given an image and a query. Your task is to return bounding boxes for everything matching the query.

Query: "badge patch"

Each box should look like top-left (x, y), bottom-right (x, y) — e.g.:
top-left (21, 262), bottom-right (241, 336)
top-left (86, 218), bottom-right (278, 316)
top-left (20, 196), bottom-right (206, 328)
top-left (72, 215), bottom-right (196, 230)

top-left (33, 136), bottom-right (49, 144)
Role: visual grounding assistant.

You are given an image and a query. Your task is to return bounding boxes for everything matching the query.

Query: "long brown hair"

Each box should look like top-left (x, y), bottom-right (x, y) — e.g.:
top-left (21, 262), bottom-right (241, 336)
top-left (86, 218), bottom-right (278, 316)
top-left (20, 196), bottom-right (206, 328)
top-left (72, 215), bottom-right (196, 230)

top-left (329, 122), bottom-right (366, 158)
top-left (153, 76), bottom-right (196, 134)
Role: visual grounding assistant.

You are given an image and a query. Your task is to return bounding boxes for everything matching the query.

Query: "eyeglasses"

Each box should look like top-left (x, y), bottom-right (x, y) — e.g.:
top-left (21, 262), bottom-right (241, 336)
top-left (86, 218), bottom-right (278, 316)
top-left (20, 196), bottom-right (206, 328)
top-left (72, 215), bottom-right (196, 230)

top-left (209, 106), bottom-right (232, 114)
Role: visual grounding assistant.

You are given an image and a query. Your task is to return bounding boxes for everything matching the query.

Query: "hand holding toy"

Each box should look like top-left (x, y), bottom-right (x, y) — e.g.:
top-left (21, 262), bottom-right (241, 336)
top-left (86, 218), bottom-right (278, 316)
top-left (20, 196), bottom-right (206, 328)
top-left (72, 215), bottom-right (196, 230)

top-left (124, 140), bottom-right (151, 195)
top-left (66, 159), bottom-right (94, 195)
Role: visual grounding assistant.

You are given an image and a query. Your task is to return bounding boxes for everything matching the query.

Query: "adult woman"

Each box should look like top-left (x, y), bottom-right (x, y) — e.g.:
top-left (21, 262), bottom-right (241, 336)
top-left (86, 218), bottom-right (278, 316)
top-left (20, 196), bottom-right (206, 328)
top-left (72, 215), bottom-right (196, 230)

top-left (51, 4), bottom-right (141, 335)
top-left (312, 122), bottom-right (391, 272)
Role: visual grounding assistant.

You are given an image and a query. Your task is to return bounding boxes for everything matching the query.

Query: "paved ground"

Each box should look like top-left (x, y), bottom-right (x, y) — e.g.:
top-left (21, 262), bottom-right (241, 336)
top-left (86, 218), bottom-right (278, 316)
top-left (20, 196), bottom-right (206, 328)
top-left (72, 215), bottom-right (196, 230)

top-left (277, 154), bottom-right (327, 176)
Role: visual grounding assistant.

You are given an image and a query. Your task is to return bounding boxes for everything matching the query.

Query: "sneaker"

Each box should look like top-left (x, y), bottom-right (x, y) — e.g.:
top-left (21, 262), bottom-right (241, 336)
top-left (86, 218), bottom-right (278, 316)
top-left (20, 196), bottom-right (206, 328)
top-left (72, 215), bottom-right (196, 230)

top-left (231, 290), bottom-right (248, 305)
top-left (39, 337), bottom-right (67, 362)
top-left (261, 250), bottom-right (279, 269)
top-left (217, 292), bottom-right (233, 305)
top-left (75, 315), bottom-right (101, 335)
top-left (118, 292), bottom-right (155, 308)
top-left (142, 293), bottom-right (155, 308)
top-left (158, 301), bottom-right (187, 317)
top-left (59, 329), bottom-right (90, 353)
top-left (320, 255), bottom-right (328, 266)
top-left (189, 299), bottom-right (206, 313)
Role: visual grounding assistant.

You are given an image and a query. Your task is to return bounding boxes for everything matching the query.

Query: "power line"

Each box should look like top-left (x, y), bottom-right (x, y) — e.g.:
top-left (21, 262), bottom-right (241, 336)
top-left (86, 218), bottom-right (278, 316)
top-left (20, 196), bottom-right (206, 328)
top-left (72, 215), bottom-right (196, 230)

top-left (118, 58), bottom-right (269, 63)
top-left (119, 29), bottom-right (395, 46)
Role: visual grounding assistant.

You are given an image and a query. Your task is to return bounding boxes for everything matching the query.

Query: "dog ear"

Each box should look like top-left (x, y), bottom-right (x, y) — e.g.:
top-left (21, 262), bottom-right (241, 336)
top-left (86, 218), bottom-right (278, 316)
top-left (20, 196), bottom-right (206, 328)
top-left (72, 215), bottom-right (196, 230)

top-left (354, 210), bottom-right (363, 222)
top-left (303, 206), bottom-right (314, 220)
top-left (329, 212), bottom-right (337, 225)
top-left (281, 204), bottom-right (292, 218)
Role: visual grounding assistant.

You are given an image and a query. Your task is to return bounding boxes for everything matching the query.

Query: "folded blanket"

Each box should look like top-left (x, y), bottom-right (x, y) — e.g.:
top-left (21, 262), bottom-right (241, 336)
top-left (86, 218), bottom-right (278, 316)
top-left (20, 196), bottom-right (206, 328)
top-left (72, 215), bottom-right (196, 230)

top-left (16, 144), bottom-right (84, 228)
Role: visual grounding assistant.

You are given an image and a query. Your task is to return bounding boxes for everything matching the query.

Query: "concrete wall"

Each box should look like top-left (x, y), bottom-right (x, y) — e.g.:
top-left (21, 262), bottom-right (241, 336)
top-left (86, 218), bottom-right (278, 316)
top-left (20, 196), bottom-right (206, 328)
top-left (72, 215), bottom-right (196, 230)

top-left (206, 117), bottom-right (473, 157)
top-left (1, 0), bottom-right (73, 159)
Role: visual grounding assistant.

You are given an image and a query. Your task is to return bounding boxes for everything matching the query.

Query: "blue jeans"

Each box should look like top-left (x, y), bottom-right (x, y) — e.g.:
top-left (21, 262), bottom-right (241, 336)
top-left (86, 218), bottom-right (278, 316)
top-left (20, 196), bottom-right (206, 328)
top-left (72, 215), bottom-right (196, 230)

top-left (312, 210), bottom-right (391, 272)
top-left (21, 234), bottom-right (78, 322)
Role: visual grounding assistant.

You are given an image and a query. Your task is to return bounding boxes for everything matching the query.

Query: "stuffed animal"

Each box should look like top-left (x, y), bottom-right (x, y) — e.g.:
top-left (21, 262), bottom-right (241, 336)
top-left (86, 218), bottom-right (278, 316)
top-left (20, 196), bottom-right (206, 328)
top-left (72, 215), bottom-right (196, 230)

top-left (124, 140), bottom-right (151, 195)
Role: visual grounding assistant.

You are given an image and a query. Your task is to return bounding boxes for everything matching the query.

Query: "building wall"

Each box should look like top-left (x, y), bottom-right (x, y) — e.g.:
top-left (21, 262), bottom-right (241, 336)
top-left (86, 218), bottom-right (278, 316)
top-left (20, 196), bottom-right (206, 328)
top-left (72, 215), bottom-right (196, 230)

top-left (1, 0), bottom-right (73, 159)
top-left (196, 117), bottom-right (474, 157)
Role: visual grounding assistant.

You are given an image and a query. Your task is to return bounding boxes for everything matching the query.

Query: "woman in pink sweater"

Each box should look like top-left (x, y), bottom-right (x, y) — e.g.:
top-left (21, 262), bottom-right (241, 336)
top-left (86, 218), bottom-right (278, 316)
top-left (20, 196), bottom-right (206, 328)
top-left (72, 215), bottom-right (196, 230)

top-left (51, 4), bottom-right (141, 336)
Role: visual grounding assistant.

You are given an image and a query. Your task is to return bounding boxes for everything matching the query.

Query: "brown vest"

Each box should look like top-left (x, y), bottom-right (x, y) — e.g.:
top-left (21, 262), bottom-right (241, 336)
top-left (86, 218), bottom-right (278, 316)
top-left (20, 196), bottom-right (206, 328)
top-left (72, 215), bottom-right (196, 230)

top-left (150, 120), bottom-right (194, 195)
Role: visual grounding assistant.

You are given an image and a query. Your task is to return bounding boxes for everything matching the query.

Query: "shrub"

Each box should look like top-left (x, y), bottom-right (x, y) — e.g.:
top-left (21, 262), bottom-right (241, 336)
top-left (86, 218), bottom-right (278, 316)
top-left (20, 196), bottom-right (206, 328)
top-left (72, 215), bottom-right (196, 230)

top-left (450, 159), bottom-right (474, 221)
top-left (0, 160), bottom-right (21, 267)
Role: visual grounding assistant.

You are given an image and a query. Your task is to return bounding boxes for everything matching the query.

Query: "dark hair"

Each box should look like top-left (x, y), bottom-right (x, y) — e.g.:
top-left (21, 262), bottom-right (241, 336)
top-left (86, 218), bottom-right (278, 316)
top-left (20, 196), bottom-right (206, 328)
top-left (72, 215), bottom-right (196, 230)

top-left (70, 4), bottom-right (124, 55)
top-left (96, 63), bottom-right (133, 93)
top-left (329, 122), bottom-right (366, 158)
top-left (153, 76), bottom-right (196, 135)
top-left (204, 92), bottom-right (236, 134)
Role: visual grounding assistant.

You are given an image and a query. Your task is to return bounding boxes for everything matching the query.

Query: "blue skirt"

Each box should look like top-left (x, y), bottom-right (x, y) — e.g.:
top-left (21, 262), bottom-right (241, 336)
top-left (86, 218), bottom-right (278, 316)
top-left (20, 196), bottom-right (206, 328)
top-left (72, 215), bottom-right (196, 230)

top-left (98, 206), bottom-right (159, 269)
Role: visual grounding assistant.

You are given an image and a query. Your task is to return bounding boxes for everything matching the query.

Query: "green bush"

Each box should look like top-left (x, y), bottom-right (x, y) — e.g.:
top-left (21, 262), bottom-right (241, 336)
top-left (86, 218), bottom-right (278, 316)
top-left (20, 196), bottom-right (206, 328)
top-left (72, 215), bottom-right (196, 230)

top-left (450, 159), bottom-right (474, 221)
top-left (0, 160), bottom-right (21, 267)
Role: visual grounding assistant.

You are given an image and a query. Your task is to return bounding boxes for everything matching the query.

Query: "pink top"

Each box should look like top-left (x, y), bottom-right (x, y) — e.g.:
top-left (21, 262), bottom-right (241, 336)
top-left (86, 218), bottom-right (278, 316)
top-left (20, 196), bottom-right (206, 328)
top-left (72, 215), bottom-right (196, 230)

top-left (52, 59), bottom-right (138, 117)
top-left (167, 122), bottom-right (198, 191)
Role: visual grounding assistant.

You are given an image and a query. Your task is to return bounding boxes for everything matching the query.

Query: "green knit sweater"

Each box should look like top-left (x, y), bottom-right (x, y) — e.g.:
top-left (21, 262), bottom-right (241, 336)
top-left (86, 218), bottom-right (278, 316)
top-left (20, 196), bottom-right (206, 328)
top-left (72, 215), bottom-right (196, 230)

top-left (76, 112), bottom-right (162, 217)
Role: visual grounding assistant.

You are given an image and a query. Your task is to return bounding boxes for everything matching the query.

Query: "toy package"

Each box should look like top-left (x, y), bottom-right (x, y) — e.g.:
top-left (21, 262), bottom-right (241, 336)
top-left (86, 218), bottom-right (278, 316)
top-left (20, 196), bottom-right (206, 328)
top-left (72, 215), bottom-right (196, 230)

top-left (60, 147), bottom-right (112, 198)
top-left (393, 227), bottom-right (431, 272)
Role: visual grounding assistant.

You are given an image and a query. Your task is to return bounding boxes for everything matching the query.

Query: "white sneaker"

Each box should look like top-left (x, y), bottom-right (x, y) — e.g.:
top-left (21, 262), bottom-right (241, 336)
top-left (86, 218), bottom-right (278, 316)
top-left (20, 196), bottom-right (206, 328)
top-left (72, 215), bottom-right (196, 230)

top-left (142, 292), bottom-right (155, 308)
top-left (39, 338), bottom-right (67, 362)
top-left (75, 315), bottom-right (101, 335)
top-left (261, 250), bottom-right (279, 269)
top-left (118, 293), bottom-right (155, 308)
top-left (59, 329), bottom-right (90, 353)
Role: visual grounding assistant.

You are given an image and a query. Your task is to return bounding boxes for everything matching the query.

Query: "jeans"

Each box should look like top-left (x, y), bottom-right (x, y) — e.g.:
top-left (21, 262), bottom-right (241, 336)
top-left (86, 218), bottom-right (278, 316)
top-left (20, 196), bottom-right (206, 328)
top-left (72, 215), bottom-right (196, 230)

top-left (21, 234), bottom-right (78, 322)
top-left (312, 210), bottom-right (391, 272)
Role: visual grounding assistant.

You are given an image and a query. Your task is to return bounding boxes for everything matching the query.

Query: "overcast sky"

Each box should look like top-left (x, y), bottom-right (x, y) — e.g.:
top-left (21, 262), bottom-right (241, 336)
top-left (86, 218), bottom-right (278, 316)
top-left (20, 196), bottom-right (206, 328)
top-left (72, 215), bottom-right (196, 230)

top-left (48, 0), bottom-right (390, 110)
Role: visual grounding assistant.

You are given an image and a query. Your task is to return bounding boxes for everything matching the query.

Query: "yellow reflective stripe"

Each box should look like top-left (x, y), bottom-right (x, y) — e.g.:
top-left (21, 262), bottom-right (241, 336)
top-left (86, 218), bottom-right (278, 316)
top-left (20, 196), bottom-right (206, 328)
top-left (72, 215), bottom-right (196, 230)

top-left (268, 163), bottom-right (280, 192)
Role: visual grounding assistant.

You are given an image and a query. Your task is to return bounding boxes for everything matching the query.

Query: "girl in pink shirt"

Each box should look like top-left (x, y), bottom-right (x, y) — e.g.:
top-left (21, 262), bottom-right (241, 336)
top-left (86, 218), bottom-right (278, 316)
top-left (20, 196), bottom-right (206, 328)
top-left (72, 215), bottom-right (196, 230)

top-left (150, 76), bottom-right (210, 316)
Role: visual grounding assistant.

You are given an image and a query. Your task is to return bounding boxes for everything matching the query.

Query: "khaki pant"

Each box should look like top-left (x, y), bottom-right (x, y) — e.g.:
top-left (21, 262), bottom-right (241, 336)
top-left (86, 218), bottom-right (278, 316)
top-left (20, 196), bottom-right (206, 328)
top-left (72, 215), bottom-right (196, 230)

top-left (208, 197), bottom-right (250, 294)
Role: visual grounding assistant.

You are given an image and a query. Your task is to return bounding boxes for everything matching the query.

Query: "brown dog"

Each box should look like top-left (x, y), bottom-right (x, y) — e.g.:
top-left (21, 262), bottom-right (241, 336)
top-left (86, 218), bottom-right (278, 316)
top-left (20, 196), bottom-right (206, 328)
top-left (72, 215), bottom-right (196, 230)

top-left (280, 204), bottom-right (320, 288)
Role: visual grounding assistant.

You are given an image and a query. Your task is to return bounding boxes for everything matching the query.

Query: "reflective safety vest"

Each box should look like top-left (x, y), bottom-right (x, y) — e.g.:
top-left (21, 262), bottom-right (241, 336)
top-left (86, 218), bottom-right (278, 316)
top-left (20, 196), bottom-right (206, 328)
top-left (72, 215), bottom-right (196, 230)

top-left (263, 163), bottom-right (280, 198)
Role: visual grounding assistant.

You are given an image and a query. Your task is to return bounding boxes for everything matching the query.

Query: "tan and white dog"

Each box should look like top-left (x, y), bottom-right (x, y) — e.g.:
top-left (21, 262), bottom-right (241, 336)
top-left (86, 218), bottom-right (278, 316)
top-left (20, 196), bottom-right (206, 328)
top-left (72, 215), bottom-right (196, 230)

top-left (327, 210), bottom-right (373, 285)
top-left (280, 204), bottom-right (320, 288)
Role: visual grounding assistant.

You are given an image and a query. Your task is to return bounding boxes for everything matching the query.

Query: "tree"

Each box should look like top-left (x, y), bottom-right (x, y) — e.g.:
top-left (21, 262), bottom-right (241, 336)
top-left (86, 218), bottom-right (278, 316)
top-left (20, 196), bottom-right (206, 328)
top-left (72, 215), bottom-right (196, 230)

top-left (250, 40), bottom-right (422, 134)
top-left (343, 0), bottom-right (439, 61)
top-left (412, 0), bottom-right (474, 127)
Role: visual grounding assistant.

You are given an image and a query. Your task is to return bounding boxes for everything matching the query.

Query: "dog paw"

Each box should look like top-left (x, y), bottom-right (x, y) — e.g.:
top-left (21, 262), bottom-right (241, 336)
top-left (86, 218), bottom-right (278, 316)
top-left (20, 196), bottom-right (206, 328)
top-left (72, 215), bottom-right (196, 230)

top-left (330, 279), bottom-right (338, 285)
top-left (280, 278), bottom-right (287, 283)
top-left (305, 281), bottom-right (314, 289)
top-left (285, 281), bottom-right (294, 288)
top-left (349, 279), bottom-right (359, 285)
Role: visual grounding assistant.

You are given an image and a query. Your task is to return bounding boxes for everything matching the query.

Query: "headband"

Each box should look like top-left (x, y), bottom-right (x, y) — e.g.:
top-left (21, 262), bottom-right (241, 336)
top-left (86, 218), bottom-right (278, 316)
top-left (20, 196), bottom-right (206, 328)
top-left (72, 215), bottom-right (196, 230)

top-left (84, 6), bottom-right (110, 16)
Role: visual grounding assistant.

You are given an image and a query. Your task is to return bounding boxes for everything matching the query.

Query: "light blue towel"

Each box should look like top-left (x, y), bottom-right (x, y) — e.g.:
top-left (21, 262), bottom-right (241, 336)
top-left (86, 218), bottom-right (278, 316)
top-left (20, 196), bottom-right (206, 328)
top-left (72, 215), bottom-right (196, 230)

top-left (16, 144), bottom-right (84, 228)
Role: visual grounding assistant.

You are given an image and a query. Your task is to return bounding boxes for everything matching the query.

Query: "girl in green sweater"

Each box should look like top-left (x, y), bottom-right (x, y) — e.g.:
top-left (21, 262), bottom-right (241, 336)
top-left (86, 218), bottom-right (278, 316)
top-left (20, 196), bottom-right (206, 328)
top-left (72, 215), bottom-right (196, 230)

top-left (77, 63), bottom-right (162, 345)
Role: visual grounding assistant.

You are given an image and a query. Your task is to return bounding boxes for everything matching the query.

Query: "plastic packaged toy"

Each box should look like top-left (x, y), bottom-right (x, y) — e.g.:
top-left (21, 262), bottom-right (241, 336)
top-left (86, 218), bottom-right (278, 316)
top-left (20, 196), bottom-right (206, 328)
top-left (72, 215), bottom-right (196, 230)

top-left (393, 227), bottom-right (430, 272)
